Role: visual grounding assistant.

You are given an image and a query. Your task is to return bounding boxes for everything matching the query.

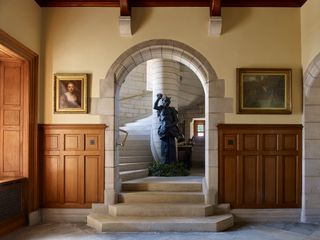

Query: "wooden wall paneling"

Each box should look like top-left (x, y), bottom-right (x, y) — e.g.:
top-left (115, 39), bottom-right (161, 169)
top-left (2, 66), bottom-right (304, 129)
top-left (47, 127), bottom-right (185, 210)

top-left (218, 124), bottom-right (302, 209)
top-left (43, 156), bottom-right (59, 204)
top-left (85, 156), bottom-right (99, 203)
top-left (262, 155), bottom-right (277, 205)
top-left (39, 124), bottom-right (106, 208)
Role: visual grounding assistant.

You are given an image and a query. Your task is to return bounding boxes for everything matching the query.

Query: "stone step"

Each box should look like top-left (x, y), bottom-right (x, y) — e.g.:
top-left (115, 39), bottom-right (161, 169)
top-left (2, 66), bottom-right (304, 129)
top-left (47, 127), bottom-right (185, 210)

top-left (120, 169), bottom-right (149, 181)
top-left (108, 203), bottom-right (214, 217)
top-left (119, 149), bottom-right (152, 156)
top-left (121, 141), bottom-right (150, 149)
top-left (119, 191), bottom-right (204, 203)
top-left (87, 213), bottom-right (234, 232)
top-left (120, 156), bottom-right (153, 163)
top-left (125, 130), bottom-right (151, 136)
top-left (119, 162), bottom-right (152, 171)
top-left (122, 178), bottom-right (202, 192)
top-left (126, 134), bottom-right (150, 141)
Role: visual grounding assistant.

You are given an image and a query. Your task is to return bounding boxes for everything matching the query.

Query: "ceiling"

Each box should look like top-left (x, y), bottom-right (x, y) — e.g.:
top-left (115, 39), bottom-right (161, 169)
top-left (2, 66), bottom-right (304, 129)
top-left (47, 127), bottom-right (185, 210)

top-left (35, 0), bottom-right (307, 8)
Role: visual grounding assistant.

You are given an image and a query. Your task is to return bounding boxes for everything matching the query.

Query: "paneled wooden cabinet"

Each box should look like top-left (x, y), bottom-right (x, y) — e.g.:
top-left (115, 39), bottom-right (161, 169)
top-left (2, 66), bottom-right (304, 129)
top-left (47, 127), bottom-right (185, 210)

top-left (218, 124), bottom-right (302, 208)
top-left (39, 124), bottom-right (106, 208)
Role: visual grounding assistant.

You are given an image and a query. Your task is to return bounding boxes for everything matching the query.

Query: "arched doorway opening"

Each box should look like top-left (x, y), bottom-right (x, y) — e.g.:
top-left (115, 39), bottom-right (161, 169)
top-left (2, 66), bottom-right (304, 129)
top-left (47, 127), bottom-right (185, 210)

top-left (302, 52), bottom-right (320, 222)
top-left (97, 39), bottom-right (233, 205)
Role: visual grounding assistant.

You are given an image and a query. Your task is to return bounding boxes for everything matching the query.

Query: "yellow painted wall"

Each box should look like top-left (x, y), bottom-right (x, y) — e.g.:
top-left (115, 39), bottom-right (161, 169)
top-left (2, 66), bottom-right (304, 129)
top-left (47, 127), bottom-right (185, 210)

top-left (42, 7), bottom-right (302, 124)
top-left (0, 0), bottom-right (41, 54)
top-left (301, 0), bottom-right (320, 71)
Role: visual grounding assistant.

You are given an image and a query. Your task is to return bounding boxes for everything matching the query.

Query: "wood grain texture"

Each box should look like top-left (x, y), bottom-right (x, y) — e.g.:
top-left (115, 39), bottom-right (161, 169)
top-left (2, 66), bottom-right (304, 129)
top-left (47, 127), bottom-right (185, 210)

top-left (0, 29), bottom-right (39, 213)
top-left (39, 124), bottom-right (106, 208)
top-left (218, 124), bottom-right (302, 208)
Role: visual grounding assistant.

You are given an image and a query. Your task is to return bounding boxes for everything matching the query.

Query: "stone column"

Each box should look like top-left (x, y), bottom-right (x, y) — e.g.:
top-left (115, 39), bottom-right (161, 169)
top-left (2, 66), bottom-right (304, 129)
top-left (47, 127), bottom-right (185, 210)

top-left (147, 59), bottom-right (180, 162)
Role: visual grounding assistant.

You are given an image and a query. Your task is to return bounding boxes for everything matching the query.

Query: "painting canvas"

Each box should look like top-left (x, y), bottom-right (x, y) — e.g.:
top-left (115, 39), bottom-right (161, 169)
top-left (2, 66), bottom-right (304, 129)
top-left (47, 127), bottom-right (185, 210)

top-left (237, 68), bottom-right (292, 114)
top-left (54, 73), bottom-right (88, 113)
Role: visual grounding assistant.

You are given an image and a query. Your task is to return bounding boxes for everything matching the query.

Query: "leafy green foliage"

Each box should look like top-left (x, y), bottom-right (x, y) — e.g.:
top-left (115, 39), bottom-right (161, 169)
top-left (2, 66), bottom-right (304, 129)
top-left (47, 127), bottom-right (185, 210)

top-left (148, 161), bottom-right (189, 177)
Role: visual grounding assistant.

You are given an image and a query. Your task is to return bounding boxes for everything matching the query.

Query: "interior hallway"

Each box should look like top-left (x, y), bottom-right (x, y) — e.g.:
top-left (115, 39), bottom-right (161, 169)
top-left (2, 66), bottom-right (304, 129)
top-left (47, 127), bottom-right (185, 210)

top-left (2, 222), bottom-right (320, 240)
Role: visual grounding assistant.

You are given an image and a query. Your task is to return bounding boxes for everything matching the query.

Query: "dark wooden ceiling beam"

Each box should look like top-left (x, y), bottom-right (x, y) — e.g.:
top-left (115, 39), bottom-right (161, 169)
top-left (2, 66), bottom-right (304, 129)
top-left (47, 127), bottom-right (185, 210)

top-left (210, 0), bottom-right (221, 16)
top-left (120, 0), bottom-right (130, 16)
top-left (34, 0), bottom-right (308, 8)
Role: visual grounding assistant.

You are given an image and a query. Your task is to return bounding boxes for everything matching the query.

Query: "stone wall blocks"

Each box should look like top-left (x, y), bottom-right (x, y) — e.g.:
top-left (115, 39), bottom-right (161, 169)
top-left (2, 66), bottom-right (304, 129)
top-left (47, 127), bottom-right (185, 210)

top-left (105, 130), bottom-right (115, 151)
top-left (150, 46), bottom-right (162, 59)
top-left (208, 97), bottom-right (233, 113)
top-left (96, 98), bottom-right (114, 115)
top-left (206, 113), bottom-right (225, 130)
top-left (207, 80), bottom-right (225, 97)
top-left (305, 106), bottom-right (320, 122)
top-left (304, 159), bottom-right (320, 177)
top-left (304, 123), bottom-right (320, 139)
top-left (313, 52), bottom-right (320, 69)
top-left (99, 78), bottom-right (115, 98)
top-left (115, 65), bottom-right (129, 83)
top-left (305, 139), bottom-right (320, 158)
top-left (305, 177), bottom-right (320, 194)
top-left (139, 47), bottom-right (152, 61)
top-left (308, 60), bottom-right (320, 78)
top-left (130, 51), bottom-right (144, 66)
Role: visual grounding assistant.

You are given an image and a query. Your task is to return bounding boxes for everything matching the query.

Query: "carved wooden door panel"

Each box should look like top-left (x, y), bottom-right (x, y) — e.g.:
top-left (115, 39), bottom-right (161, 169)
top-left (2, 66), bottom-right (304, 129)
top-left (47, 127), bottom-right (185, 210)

top-left (0, 60), bottom-right (26, 177)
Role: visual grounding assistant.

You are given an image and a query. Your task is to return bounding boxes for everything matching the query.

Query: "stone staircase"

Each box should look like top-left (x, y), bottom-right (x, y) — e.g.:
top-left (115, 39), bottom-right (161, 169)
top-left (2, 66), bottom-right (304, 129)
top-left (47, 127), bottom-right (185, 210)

top-left (119, 116), bottom-right (153, 181)
top-left (87, 176), bottom-right (233, 232)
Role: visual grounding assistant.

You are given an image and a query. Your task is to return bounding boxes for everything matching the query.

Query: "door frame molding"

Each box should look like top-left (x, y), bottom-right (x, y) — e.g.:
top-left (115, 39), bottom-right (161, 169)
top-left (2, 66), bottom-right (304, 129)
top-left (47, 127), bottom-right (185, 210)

top-left (0, 29), bottom-right (39, 212)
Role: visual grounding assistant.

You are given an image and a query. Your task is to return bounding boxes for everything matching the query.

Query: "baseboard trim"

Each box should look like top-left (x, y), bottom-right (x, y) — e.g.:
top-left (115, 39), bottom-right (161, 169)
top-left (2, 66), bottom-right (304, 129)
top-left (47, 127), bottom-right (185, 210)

top-left (41, 208), bottom-right (91, 223)
top-left (231, 208), bottom-right (301, 223)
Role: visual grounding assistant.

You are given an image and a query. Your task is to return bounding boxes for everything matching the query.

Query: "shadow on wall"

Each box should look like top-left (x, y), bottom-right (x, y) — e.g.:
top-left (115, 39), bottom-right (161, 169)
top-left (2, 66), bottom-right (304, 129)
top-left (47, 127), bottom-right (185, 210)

top-left (131, 7), bottom-right (153, 35)
top-left (222, 8), bottom-right (252, 34)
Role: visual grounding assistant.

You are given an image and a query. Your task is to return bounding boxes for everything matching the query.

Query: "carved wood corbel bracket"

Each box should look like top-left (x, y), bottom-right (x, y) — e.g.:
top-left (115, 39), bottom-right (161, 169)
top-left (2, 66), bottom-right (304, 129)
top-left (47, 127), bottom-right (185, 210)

top-left (208, 0), bottom-right (222, 36)
top-left (119, 0), bottom-right (132, 37)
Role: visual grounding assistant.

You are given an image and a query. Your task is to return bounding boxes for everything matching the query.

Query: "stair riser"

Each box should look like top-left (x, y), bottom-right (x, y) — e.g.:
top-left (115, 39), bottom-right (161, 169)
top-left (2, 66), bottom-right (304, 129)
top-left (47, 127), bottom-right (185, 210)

top-left (120, 156), bottom-right (153, 163)
top-left (98, 220), bottom-right (233, 232)
top-left (119, 163), bottom-right (151, 171)
top-left (120, 170), bottom-right (149, 181)
top-left (120, 150), bottom-right (152, 156)
top-left (87, 214), bottom-right (234, 232)
top-left (109, 205), bottom-right (213, 217)
top-left (126, 135), bottom-right (150, 141)
top-left (122, 183), bottom-right (202, 192)
top-left (119, 193), bottom-right (204, 203)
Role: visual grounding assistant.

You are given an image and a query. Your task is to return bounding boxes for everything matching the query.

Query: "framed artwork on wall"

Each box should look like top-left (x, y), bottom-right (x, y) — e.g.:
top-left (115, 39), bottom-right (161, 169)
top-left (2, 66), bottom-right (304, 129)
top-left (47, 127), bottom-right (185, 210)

top-left (54, 73), bottom-right (88, 113)
top-left (237, 68), bottom-right (292, 114)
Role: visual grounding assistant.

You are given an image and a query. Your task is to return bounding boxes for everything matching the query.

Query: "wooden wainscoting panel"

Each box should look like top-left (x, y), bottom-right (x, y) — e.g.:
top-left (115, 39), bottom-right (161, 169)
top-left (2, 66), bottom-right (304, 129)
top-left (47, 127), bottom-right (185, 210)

top-left (85, 156), bottom-right (99, 203)
top-left (262, 155), bottom-right (277, 205)
top-left (243, 135), bottom-right (258, 151)
top-left (44, 134), bottom-right (60, 151)
top-left (43, 156), bottom-right (59, 204)
top-left (242, 155), bottom-right (258, 206)
top-left (39, 124), bottom-right (106, 208)
top-left (3, 130), bottom-right (21, 175)
top-left (218, 124), bottom-right (302, 209)
top-left (64, 156), bottom-right (81, 203)
top-left (262, 134), bottom-right (278, 151)
top-left (64, 134), bottom-right (84, 151)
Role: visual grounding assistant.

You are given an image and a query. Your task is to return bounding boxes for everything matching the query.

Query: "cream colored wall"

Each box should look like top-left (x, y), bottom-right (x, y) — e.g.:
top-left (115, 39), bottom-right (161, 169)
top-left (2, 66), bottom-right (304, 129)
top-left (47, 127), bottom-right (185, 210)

top-left (0, 0), bottom-right (41, 54)
top-left (42, 7), bottom-right (302, 124)
top-left (301, 0), bottom-right (320, 71)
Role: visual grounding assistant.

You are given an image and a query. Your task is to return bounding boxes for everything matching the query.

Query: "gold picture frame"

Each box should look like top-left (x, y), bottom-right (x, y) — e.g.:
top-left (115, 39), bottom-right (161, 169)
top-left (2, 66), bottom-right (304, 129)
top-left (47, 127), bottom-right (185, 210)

top-left (237, 68), bottom-right (292, 114)
top-left (54, 73), bottom-right (88, 113)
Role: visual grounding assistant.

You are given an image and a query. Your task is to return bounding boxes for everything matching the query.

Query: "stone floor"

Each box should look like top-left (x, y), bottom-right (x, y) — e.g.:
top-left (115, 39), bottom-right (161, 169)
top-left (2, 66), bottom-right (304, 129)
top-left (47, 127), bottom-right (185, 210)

top-left (2, 222), bottom-right (320, 240)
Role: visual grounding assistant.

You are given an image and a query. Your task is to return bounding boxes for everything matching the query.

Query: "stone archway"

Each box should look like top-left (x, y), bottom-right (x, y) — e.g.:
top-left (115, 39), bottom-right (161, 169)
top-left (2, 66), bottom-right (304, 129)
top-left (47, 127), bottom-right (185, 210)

top-left (94, 39), bottom-right (233, 206)
top-left (302, 52), bottom-right (320, 223)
